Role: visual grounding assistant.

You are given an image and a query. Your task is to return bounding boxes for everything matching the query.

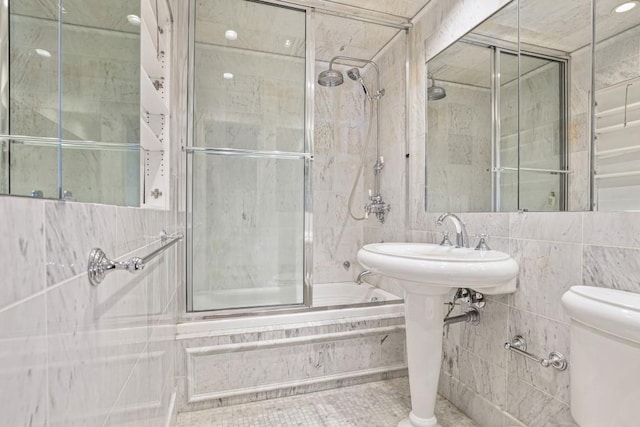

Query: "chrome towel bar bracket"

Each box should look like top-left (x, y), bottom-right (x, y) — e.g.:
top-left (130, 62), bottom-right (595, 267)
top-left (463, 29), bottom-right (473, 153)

top-left (504, 335), bottom-right (568, 371)
top-left (87, 230), bottom-right (183, 286)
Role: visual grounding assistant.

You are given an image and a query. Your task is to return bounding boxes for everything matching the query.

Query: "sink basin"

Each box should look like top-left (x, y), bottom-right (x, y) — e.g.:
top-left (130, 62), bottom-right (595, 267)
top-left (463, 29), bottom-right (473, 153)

top-left (357, 242), bottom-right (519, 294)
top-left (357, 242), bottom-right (519, 427)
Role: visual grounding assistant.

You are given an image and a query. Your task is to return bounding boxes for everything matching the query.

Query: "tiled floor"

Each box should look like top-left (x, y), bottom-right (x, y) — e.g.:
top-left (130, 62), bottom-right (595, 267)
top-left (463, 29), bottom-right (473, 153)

top-left (176, 377), bottom-right (478, 427)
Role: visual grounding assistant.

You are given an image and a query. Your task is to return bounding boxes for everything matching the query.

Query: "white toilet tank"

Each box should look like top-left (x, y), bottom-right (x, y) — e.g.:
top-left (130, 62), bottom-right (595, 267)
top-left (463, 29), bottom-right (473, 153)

top-left (561, 286), bottom-right (640, 427)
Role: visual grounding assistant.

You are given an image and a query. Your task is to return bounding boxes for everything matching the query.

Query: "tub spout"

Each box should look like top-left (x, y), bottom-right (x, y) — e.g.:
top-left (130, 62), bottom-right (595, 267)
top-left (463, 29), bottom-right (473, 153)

top-left (356, 270), bottom-right (374, 285)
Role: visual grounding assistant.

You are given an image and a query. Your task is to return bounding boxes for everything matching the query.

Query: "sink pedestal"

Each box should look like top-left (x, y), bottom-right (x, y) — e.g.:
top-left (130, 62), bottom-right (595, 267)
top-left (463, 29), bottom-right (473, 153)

top-left (356, 242), bottom-right (519, 427)
top-left (398, 285), bottom-right (450, 427)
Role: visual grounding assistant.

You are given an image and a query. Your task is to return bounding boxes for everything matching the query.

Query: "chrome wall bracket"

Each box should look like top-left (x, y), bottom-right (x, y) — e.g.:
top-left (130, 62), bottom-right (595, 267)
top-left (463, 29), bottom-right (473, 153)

top-left (504, 335), bottom-right (568, 371)
top-left (87, 231), bottom-right (182, 286)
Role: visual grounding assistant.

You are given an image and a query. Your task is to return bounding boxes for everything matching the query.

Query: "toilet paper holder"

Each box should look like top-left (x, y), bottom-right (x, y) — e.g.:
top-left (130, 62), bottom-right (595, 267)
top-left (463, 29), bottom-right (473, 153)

top-left (504, 335), bottom-right (568, 371)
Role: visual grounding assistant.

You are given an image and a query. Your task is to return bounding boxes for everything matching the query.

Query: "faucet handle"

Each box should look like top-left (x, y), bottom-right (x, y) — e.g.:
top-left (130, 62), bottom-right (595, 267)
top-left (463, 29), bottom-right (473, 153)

top-left (474, 234), bottom-right (491, 251)
top-left (439, 231), bottom-right (454, 247)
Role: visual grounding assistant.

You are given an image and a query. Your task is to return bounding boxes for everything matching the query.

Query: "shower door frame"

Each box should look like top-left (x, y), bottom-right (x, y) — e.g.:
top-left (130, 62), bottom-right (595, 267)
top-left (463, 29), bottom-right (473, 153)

top-left (185, 0), bottom-right (315, 315)
top-left (463, 35), bottom-right (570, 212)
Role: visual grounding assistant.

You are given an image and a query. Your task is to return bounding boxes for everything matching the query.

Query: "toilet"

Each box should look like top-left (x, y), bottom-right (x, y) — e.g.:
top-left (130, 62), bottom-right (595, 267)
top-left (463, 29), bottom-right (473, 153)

top-left (561, 286), bottom-right (640, 427)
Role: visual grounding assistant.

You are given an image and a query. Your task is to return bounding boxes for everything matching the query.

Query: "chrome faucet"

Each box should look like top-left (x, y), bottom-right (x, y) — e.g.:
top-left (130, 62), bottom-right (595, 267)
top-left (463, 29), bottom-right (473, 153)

top-left (436, 213), bottom-right (469, 248)
top-left (356, 270), bottom-right (374, 285)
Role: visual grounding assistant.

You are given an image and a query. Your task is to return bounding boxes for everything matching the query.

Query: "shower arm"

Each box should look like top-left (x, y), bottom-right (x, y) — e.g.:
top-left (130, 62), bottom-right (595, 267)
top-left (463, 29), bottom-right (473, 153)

top-left (326, 56), bottom-right (384, 197)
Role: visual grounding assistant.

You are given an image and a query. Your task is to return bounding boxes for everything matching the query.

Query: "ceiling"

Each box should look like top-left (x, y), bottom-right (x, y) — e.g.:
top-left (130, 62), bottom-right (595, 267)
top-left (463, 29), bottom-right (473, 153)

top-left (429, 0), bottom-right (640, 88)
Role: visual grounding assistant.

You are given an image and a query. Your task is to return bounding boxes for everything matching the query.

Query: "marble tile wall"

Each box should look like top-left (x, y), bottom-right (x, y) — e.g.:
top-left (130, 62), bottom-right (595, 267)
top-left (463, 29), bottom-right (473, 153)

top-left (361, 31), bottom-right (408, 263)
top-left (313, 59), bottom-right (369, 285)
top-left (399, 1), bottom-right (640, 426)
top-left (175, 312), bottom-right (407, 412)
top-left (0, 196), bottom-right (180, 426)
top-left (407, 211), bottom-right (640, 427)
top-left (0, 0), bottom-right (187, 424)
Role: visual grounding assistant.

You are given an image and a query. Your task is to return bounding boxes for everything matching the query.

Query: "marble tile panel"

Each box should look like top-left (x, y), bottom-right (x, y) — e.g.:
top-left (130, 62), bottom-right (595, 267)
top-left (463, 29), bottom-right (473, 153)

top-left (507, 308), bottom-right (571, 404)
top-left (510, 239), bottom-right (582, 323)
top-left (45, 201), bottom-right (117, 286)
top-left (505, 376), bottom-right (576, 427)
top-left (583, 245), bottom-right (640, 294)
top-left (509, 212), bottom-right (583, 243)
top-left (458, 213), bottom-right (510, 239)
top-left (460, 299), bottom-right (509, 369)
top-left (583, 211), bottom-right (640, 248)
top-left (0, 293), bottom-right (47, 427)
top-left (0, 196), bottom-right (45, 308)
top-left (47, 273), bottom-right (149, 427)
top-left (456, 348), bottom-right (507, 409)
top-left (439, 373), bottom-right (507, 427)
top-left (116, 207), bottom-right (169, 257)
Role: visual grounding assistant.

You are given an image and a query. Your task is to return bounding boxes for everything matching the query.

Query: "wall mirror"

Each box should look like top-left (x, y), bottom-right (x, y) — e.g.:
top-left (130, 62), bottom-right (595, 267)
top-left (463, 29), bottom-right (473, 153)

top-left (593, 0), bottom-right (640, 210)
top-left (426, 0), bottom-right (601, 212)
top-left (0, 0), bottom-right (172, 208)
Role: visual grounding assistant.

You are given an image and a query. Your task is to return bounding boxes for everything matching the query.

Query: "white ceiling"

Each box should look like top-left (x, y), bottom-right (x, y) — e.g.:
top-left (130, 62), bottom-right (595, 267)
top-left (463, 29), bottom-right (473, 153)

top-left (429, 0), bottom-right (640, 88)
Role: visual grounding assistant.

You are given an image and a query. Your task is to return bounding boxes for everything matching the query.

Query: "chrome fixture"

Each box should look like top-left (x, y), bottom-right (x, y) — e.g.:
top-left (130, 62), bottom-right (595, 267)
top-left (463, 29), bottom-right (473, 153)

top-left (317, 56), bottom-right (385, 101)
top-left (505, 335), bottom-right (568, 371)
top-left (317, 56), bottom-right (389, 223)
top-left (443, 287), bottom-right (484, 327)
top-left (317, 65), bottom-right (344, 87)
top-left (87, 230), bottom-right (182, 286)
top-left (436, 213), bottom-right (469, 248)
top-left (356, 269), bottom-right (374, 285)
top-left (439, 231), bottom-right (453, 246)
top-left (62, 190), bottom-right (73, 201)
top-left (474, 233), bottom-right (491, 251)
top-left (343, 260), bottom-right (351, 270)
top-left (427, 72), bottom-right (447, 101)
top-left (444, 307), bottom-right (479, 326)
top-left (30, 190), bottom-right (43, 198)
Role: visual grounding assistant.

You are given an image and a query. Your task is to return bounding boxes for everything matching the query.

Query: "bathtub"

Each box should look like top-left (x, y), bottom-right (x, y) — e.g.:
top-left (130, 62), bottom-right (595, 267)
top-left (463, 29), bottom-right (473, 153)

top-left (176, 282), bottom-right (407, 412)
top-left (190, 281), bottom-right (401, 312)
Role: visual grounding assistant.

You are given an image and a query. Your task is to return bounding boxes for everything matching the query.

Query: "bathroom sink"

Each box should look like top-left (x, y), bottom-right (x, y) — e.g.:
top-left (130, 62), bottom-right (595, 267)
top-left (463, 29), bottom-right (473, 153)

top-left (358, 242), bottom-right (520, 427)
top-left (357, 242), bottom-right (519, 295)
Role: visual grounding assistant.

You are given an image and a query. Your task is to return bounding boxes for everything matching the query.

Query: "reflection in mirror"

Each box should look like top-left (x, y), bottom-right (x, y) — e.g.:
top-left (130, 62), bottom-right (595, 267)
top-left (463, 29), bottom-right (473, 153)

top-left (0, 0), bottom-right (141, 206)
top-left (426, 0), bottom-right (595, 212)
top-left (426, 1), bottom-right (519, 212)
top-left (593, 0), bottom-right (640, 210)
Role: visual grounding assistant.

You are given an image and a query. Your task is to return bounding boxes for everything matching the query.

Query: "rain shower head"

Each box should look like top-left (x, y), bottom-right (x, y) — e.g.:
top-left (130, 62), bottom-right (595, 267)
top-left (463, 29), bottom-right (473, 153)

top-left (317, 66), bottom-right (344, 87)
top-left (427, 73), bottom-right (446, 101)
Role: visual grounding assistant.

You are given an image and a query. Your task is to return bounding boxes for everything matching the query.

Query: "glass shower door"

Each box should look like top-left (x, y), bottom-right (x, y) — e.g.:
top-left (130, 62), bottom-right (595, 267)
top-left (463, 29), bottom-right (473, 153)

top-left (187, 0), bottom-right (309, 312)
top-left (517, 55), bottom-right (566, 211)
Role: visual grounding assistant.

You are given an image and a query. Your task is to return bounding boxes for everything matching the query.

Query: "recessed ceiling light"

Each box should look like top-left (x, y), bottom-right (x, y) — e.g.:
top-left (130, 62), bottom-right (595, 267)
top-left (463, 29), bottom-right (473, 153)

top-left (225, 30), bottom-right (238, 41)
top-left (35, 48), bottom-right (51, 58)
top-left (223, 72), bottom-right (234, 79)
top-left (613, 1), bottom-right (638, 13)
top-left (127, 14), bottom-right (141, 26)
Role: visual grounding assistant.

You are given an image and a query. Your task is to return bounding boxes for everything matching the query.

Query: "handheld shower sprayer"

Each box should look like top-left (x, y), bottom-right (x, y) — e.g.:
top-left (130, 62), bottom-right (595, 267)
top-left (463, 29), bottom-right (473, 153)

top-left (346, 68), bottom-right (368, 96)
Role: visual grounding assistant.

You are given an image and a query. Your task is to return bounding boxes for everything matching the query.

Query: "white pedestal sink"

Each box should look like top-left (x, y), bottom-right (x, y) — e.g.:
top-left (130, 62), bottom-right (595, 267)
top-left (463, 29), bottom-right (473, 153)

top-left (357, 242), bottom-right (519, 427)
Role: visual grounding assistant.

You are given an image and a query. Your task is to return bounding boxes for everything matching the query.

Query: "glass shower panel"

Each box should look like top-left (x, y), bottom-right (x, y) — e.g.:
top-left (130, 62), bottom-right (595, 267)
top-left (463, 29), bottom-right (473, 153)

top-left (194, 0), bottom-right (305, 152)
top-left (518, 56), bottom-right (564, 211)
top-left (189, 0), bottom-right (307, 313)
top-left (190, 153), bottom-right (305, 311)
top-left (497, 51), bottom-right (519, 211)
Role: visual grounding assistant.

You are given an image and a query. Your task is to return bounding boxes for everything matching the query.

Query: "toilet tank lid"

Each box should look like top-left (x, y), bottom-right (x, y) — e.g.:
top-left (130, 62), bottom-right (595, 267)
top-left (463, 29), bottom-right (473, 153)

top-left (562, 286), bottom-right (640, 344)
top-left (569, 286), bottom-right (640, 311)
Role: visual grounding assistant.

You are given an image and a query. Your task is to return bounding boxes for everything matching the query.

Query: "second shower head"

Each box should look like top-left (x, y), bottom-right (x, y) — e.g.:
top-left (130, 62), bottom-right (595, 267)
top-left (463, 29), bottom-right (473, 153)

top-left (346, 68), bottom-right (361, 81)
